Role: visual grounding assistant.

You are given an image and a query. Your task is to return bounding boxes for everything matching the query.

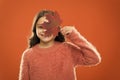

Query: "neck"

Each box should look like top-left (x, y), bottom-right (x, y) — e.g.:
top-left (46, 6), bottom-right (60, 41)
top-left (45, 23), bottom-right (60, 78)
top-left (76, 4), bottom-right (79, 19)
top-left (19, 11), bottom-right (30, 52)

top-left (39, 40), bottom-right (55, 48)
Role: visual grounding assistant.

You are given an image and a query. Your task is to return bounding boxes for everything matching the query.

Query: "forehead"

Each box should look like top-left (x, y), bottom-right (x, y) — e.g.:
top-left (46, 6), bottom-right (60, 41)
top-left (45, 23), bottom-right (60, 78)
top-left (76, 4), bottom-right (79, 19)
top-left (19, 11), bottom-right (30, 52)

top-left (37, 16), bottom-right (48, 25)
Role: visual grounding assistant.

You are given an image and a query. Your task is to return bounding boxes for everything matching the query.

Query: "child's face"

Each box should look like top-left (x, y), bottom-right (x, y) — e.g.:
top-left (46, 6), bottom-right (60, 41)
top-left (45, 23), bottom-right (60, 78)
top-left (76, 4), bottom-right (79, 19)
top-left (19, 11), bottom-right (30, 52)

top-left (36, 16), bottom-right (55, 43)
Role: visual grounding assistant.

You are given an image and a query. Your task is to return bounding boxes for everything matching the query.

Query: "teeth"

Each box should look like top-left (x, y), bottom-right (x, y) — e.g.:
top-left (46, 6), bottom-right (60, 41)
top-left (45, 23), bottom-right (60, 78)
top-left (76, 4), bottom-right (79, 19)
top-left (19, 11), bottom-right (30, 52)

top-left (40, 33), bottom-right (52, 37)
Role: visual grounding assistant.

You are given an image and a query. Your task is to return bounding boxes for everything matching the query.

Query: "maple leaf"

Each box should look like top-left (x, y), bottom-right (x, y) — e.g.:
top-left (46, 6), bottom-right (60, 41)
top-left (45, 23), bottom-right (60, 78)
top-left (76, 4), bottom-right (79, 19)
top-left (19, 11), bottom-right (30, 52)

top-left (41, 11), bottom-right (62, 36)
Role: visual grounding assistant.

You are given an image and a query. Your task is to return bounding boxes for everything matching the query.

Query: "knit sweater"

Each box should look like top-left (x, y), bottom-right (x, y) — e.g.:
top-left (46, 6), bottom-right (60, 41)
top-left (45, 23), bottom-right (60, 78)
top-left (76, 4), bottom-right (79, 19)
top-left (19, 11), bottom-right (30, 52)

top-left (19, 29), bottom-right (101, 80)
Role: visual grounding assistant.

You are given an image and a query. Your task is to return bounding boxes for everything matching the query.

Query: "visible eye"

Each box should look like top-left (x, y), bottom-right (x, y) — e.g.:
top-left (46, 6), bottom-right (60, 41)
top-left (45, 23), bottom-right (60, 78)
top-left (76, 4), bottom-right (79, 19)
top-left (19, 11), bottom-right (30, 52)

top-left (37, 26), bottom-right (43, 29)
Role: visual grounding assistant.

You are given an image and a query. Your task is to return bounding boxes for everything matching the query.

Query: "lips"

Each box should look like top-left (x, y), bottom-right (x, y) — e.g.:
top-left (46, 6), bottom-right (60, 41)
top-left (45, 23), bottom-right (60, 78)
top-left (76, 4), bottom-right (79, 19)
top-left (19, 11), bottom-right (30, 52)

top-left (40, 33), bottom-right (44, 36)
top-left (39, 33), bottom-right (52, 37)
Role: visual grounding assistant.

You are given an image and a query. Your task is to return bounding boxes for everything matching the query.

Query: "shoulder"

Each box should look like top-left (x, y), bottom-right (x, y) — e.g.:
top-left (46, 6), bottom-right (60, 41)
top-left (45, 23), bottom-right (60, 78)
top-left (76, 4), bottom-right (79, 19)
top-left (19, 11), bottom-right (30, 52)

top-left (22, 48), bottom-right (33, 59)
top-left (22, 44), bottom-right (39, 55)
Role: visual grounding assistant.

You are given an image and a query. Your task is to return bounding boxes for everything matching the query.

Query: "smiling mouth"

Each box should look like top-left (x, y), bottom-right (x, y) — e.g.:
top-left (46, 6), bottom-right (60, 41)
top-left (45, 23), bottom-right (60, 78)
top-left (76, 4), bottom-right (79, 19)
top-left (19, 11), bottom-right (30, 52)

top-left (40, 33), bottom-right (44, 36)
top-left (40, 33), bottom-right (52, 37)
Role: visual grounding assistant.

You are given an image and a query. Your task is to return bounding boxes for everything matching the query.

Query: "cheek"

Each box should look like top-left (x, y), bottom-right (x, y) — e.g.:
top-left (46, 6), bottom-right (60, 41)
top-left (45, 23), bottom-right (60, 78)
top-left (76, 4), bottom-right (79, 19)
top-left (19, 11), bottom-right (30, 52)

top-left (36, 28), bottom-right (42, 34)
top-left (36, 29), bottom-right (41, 37)
top-left (36, 28), bottom-right (38, 33)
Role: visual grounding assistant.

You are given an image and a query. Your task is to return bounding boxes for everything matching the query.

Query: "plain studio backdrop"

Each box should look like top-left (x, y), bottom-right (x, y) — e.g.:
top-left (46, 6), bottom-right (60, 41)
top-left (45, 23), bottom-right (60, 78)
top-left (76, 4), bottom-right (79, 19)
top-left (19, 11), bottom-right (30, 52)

top-left (0, 0), bottom-right (120, 80)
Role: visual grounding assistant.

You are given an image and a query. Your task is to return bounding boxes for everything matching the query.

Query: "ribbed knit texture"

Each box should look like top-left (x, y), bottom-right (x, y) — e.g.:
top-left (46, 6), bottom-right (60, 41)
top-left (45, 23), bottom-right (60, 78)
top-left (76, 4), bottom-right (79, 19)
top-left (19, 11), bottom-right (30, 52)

top-left (19, 28), bottom-right (101, 80)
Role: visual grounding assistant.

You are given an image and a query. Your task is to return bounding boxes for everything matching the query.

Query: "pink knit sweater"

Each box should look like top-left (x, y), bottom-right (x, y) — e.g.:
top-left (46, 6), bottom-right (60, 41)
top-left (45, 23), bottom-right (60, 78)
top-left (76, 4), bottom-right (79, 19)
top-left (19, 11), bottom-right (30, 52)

top-left (19, 29), bottom-right (101, 80)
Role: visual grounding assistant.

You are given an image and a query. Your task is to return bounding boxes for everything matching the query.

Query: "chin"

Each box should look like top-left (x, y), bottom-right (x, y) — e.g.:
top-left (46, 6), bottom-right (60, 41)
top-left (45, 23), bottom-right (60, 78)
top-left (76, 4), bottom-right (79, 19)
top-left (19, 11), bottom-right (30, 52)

top-left (39, 36), bottom-right (55, 42)
top-left (40, 38), bottom-right (54, 43)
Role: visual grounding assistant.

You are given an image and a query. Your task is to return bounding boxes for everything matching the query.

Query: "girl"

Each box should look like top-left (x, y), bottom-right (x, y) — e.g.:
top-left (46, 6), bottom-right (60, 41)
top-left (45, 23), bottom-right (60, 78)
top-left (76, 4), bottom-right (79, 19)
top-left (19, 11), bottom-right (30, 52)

top-left (19, 10), bottom-right (101, 80)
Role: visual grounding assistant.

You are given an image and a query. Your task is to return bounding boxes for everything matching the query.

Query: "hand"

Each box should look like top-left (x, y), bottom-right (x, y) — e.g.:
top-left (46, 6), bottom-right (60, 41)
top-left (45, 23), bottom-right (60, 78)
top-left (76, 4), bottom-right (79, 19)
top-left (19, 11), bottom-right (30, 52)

top-left (60, 26), bottom-right (75, 36)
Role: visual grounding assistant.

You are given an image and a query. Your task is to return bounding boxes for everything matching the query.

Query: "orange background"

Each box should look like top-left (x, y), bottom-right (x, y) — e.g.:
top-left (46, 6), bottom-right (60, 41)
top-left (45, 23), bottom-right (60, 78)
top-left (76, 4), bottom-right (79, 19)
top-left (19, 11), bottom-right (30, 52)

top-left (0, 0), bottom-right (120, 80)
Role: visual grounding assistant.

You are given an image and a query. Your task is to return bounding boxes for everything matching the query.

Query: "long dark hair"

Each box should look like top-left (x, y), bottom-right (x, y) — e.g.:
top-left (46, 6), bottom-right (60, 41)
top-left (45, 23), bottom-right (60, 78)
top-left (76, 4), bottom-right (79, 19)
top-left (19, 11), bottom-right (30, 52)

top-left (29, 10), bottom-right (65, 48)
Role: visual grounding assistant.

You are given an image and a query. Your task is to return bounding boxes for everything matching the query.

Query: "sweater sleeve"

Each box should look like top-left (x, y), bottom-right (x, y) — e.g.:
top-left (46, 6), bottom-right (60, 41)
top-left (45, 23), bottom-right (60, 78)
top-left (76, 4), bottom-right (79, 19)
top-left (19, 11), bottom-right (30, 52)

top-left (66, 28), bottom-right (101, 67)
top-left (19, 49), bottom-right (30, 80)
